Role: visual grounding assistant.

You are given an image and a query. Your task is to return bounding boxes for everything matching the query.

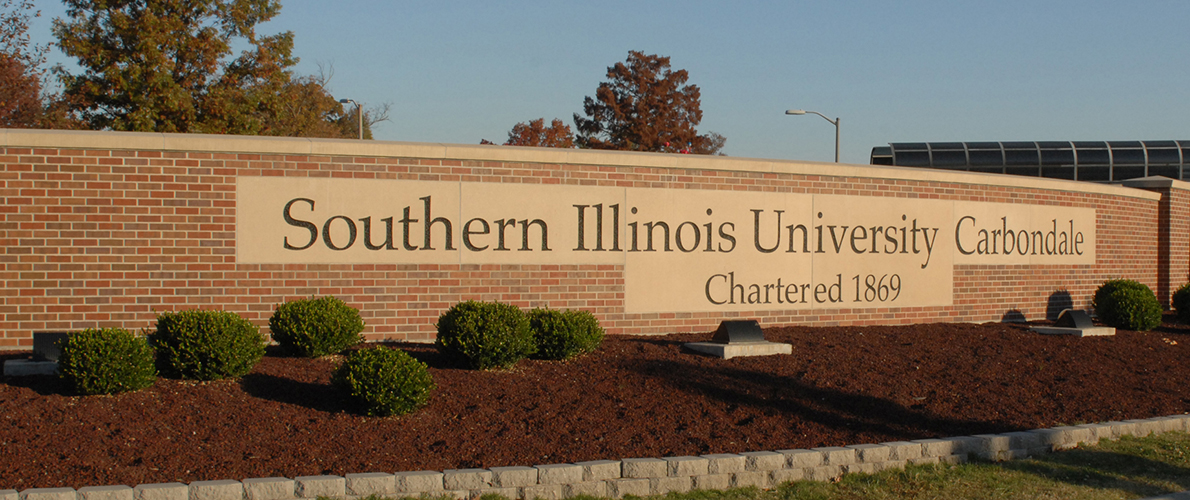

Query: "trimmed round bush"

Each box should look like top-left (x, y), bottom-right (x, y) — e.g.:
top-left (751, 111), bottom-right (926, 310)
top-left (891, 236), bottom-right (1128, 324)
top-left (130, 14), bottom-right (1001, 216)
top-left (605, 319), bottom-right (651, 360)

top-left (1092, 279), bottom-right (1163, 331)
top-left (269, 296), bottom-right (365, 357)
top-left (57, 328), bottom-right (156, 395)
top-left (331, 347), bottom-right (435, 417)
top-left (527, 308), bottom-right (605, 360)
top-left (150, 309), bottom-right (266, 380)
top-left (435, 300), bottom-right (535, 370)
top-left (1173, 283), bottom-right (1190, 323)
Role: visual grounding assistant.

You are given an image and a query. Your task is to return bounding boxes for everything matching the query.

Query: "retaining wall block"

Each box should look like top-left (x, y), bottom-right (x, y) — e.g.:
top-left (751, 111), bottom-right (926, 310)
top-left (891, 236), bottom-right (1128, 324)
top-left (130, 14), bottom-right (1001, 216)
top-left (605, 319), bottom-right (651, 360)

top-left (439, 490), bottom-right (468, 500)
top-left (1108, 421), bottom-right (1138, 438)
top-left (189, 480), bottom-right (243, 500)
top-left (846, 443), bottom-right (890, 463)
top-left (1004, 431), bottom-right (1042, 451)
top-left (692, 474), bottom-right (730, 491)
top-left (843, 463), bottom-right (878, 475)
top-left (908, 457), bottom-right (939, 466)
top-left (941, 454), bottom-right (969, 465)
top-left (911, 438), bottom-right (961, 458)
top-left (603, 479), bottom-right (649, 499)
top-left (701, 454), bottom-right (745, 474)
top-left (469, 486), bottom-right (517, 500)
top-left (1164, 414), bottom-right (1190, 432)
top-left (489, 467), bottom-right (537, 488)
top-left (1032, 427), bottom-right (1076, 450)
top-left (621, 458), bottom-right (667, 478)
top-left (804, 465), bottom-right (842, 482)
top-left (1123, 419), bottom-right (1155, 437)
top-left (730, 471), bottom-right (770, 489)
top-left (1153, 416), bottom-right (1187, 433)
top-left (873, 460), bottom-right (907, 472)
top-left (879, 441), bottom-right (922, 461)
top-left (533, 464), bottom-right (583, 485)
top-left (770, 468), bottom-right (805, 485)
top-left (520, 484), bottom-right (562, 500)
top-left (663, 456), bottom-right (709, 477)
top-left (810, 447), bottom-right (856, 466)
top-left (241, 478), bottom-right (294, 500)
top-left (293, 476), bottom-right (345, 498)
top-left (133, 483), bottom-right (187, 500)
top-left (77, 486), bottom-right (133, 500)
top-left (776, 449), bottom-right (823, 469)
top-left (1075, 423), bottom-right (1115, 443)
top-left (562, 481), bottom-right (606, 498)
top-left (20, 489), bottom-right (75, 500)
top-left (393, 471), bottom-right (444, 494)
top-left (443, 469), bottom-right (492, 491)
top-left (1, 491), bottom-right (16, 500)
top-left (969, 435), bottom-right (1012, 460)
top-left (574, 460), bottom-right (620, 482)
top-left (740, 451), bottom-right (785, 471)
top-left (344, 472), bottom-right (394, 496)
top-left (648, 476), bottom-right (692, 495)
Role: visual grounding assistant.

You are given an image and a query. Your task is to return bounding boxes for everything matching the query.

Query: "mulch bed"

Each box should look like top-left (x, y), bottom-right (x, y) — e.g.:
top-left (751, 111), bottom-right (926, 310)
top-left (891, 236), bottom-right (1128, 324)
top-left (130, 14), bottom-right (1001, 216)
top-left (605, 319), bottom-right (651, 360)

top-left (3, 319), bottom-right (1190, 490)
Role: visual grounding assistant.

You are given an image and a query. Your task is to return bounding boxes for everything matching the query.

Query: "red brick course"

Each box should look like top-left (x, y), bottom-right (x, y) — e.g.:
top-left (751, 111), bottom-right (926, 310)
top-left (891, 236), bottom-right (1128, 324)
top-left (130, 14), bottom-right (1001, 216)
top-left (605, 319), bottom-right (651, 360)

top-left (2, 134), bottom-right (1187, 347)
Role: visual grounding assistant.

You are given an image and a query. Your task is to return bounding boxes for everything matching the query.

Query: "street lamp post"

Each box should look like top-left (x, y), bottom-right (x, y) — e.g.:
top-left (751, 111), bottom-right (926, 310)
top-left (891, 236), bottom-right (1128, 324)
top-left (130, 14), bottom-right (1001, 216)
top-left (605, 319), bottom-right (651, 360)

top-left (339, 99), bottom-right (363, 140)
top-left (785, 109), bottom-right (839, 162)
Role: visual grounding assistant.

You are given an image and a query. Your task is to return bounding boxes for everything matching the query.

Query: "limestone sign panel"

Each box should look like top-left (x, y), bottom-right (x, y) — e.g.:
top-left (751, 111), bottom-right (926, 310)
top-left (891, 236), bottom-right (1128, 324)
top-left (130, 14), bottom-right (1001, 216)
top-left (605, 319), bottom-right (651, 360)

top-left (237, 177), bottom-right (1096, 313)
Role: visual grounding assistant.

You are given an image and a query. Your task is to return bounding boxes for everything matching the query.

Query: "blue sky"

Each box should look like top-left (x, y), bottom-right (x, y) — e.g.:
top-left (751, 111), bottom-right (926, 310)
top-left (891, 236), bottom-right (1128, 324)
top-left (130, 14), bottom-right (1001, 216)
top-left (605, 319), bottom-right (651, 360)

top-left (24, 0), bottom-right (1190, 164)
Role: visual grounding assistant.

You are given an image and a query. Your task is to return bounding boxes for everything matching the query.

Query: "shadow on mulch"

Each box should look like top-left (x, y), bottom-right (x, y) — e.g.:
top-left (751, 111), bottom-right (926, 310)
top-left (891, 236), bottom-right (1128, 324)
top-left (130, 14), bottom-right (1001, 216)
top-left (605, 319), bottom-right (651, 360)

top-left (239, 373), bottom-right (351, 413)
top-left (626, 358), bottom-right (1015, 439)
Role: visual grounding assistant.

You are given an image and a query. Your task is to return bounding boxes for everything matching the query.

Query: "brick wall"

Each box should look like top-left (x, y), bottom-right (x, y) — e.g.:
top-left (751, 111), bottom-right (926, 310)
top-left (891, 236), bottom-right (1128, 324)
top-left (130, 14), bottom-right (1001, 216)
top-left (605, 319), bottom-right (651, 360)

top-left (1, 130), bottom-right (1184, 348)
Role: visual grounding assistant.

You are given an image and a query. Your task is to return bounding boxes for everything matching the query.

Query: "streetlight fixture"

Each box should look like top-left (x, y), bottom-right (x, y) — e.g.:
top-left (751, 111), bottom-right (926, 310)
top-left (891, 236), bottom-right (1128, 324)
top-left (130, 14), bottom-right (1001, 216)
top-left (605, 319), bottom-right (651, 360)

top-left (339, 98), bottom-right (363, 140)
top-left (785, 109), bottom-right (839, 162)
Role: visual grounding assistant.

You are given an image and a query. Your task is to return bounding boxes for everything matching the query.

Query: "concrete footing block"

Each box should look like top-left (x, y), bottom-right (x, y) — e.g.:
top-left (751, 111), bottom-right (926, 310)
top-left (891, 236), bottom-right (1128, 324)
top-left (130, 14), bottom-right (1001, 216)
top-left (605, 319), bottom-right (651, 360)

top-left (133, 483), bottom-right (187, 500)
top-left (241, 478), bottom-right (294, 500)
top-left (443, 469), bottom-right (492, 491)
top-left (908, 456), bottom-right (939, 466)
top-left (77, 486), bottom-right (133, 500)
top-left (692, 474), bottom-right (730, 491)
top-left (294, 476), bottom-right (344, 498)
top-left (874, 459), bottom-right (907, 472)
top-left (604, 479), bottom-right (649, 499)
top-left (393, 471), bottom-right (444, 494)
top-left (20, 489), bottom-right (76, 500)
top-left (777, 449), bottom-right (823, 468)
top-left (730, 471), bottom-right (770, 489)
top-left (469, 486), bottom-right (516, 499)
top-left (940, 454), bottom-right (968, 465)
top-left (574, 460), bottom-right (620, 481)
top-left (621, 458), bottom-right (667, 478)
top-left (804, 465), bottom-right (842, 482)
top-left (189, 480), bottom-right (243, 500)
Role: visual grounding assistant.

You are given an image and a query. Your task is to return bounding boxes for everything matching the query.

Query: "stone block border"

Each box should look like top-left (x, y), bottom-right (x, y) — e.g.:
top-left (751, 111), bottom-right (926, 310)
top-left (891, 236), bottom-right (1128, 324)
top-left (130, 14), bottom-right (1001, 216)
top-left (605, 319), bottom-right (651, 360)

top-left (5, 414), bottom-right (1188, 500)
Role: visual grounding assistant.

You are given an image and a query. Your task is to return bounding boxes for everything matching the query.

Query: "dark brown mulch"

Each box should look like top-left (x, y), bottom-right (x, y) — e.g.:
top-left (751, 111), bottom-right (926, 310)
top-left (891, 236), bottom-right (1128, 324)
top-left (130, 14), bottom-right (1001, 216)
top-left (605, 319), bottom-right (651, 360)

top-left (3, 320), bottom-right (1190, 490)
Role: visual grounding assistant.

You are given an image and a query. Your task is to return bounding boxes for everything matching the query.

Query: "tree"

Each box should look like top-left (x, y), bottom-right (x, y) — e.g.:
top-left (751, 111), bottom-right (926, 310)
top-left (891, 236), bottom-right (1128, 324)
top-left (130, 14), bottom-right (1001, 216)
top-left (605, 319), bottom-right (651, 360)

top-left (0, 0), bottom-right (51, 128)
top-left (501, 118), bottom-right (574, 148)
top-left (574, 51), bottom-right (725, 155)
top-left (54, 0), bottom-right (297, 133)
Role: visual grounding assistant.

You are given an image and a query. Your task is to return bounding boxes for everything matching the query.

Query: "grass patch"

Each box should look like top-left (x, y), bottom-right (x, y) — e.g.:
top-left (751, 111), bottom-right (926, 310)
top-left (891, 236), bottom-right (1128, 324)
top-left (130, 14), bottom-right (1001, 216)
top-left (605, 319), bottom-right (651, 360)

top-left (347, 432), bottom-right (1190, 500)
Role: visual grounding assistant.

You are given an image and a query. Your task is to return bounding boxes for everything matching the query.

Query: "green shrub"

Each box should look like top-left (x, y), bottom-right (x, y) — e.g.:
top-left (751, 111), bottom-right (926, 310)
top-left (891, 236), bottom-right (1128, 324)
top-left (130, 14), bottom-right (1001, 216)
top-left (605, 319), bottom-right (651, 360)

top-left (269, 296), bottom-right (364, 357)
top-left (331, 347), bottom-right (435, 417)
top-left (1173, 283), bottom-right (1190, 323)
top-left (527, 308), bottom-right (605, 360)
top-left (150, 309), bottom-right (266, 380)
top-left (435, 300), bottom-right (535, 370)
top-left (1092, 279), bottom-right (1163, 331)
top-left (57, 328), bottom-right (156, 395)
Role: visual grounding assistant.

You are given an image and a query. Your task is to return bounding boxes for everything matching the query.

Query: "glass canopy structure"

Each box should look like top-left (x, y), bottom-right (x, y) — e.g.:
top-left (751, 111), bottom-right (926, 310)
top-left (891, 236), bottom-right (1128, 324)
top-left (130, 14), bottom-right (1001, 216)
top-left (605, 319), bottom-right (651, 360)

top-left (870, 141), bottom-right (1190, 182)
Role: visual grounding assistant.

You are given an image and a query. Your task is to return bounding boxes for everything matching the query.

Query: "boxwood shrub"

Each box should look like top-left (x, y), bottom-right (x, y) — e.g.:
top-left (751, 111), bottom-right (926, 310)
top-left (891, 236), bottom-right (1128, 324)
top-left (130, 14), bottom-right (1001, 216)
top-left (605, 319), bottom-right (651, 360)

top-left (331, 347), bottom-right (435, 417)
top-left (57, 328), bottom-right (156, 395)
top-left (527, 308), bottom-right (604, 360)
top-left (1173, 283), bottom-right (1190, 323)
top-left (1092, 279), bottom-right (1163, 331)
top-left (269, 296), bottom-right (364, 357)
top-left (435, 300), bottom-right (535, 370)
top-left (150, 309), bottom-right (266, 380)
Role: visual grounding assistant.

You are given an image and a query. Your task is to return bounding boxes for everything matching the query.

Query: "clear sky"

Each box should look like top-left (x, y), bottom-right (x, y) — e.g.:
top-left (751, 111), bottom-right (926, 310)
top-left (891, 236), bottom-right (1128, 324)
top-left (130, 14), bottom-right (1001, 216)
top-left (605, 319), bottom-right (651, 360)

top-left (23, 0), bottom-right (1190, 164)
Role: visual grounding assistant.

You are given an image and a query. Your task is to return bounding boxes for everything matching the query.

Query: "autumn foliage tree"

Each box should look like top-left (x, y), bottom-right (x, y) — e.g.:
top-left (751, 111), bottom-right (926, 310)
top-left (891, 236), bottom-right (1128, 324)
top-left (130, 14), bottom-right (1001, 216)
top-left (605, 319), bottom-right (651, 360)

top-left (0, 0), bottom-right (54, 128)
top-left (52, 0), bottom-right (381, 138)
top-left (502, 118), bottom-right (574, 147)
top-left (574, 51), bottom-right (724, 155)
